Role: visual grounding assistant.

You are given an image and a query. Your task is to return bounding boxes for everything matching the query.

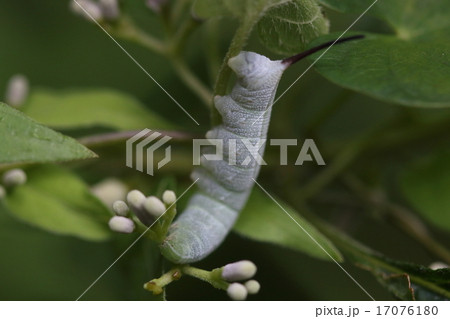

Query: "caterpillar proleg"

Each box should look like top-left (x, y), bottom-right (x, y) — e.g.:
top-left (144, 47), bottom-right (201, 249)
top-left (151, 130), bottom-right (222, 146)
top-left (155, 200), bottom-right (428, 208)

top-left (160, 35), bottom-right (364, 264)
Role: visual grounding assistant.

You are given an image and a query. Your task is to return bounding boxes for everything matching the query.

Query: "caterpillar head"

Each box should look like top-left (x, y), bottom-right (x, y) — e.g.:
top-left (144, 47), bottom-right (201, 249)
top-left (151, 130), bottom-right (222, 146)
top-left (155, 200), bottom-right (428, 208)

top-left (228, 52), bottom-right (286, 89)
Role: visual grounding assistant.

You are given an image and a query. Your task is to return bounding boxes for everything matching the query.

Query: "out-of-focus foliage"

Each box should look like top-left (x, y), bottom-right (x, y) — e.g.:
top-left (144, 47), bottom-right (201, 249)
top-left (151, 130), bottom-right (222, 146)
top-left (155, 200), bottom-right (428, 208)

top-left (22, 89), bottom-right (175, 131)
top-left (401, 150), bottom-right (450, 231)
top-left (3, 165), bottom-right (112, 241)
top-left (235, 189), bottom-right (342, 261)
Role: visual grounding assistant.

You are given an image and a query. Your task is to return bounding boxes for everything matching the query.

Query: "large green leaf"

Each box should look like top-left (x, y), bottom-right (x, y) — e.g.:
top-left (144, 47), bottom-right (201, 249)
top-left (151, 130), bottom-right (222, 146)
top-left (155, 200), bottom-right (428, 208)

top-left (0, 103), bottom-right (96, 165)
top-left (319, 0), bottom-right (450, 38)
top-left (22, 88), bottom-right (174, 131)
top-left (2, 165), bottom-right (112, 241)
top-left (400, 150), bottom-right (450, 231)
top-left (309, 31), bottom-right (450, 108)
top-left (257, 0), bottom-right (329, 55)
top-left (233, 188), bottom-right (343, 261)
top-left (308, 0), bottom-right (450, 108)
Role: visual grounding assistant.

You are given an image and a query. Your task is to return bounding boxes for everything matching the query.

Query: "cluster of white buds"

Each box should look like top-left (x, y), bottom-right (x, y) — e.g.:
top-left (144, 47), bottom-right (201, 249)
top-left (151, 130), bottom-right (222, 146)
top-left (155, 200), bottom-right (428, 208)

top-left (108, 199), bottom-right (135, 234)
top-left (221, 260), bottom-right (260, 300)
top-left (70, 0), bottom-right (120, 22)
top-left (124, 189), bottom-right (175, 227)
top-left (145, 0), bottom-right (168, 13)
top-left (2, 169), bottom-right (27, 188)
top-left (5, 74), bottom-right (29, 108)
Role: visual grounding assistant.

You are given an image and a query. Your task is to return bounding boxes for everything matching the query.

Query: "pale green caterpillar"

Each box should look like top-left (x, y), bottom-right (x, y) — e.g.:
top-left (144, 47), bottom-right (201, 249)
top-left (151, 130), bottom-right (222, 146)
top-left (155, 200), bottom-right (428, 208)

top-left (160, 36), bottom-right (364, 264)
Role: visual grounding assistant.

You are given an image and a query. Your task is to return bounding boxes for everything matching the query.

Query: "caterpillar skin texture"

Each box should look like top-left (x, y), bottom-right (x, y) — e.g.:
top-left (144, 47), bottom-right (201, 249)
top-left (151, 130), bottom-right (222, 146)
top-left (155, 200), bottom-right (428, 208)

top-left (160, 52), bottom-right (287, 264)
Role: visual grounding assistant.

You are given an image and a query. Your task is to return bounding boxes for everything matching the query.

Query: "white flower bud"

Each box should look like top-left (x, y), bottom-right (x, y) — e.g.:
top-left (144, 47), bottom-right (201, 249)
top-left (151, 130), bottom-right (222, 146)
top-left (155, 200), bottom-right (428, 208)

top-left (222, 260), bottom-right (257, 282)
top-left (70, 0), bottom-right (103, 21)
top-left (2, 169), bottom-right (27, 187)
top-left (112, 200), bottom-right (129, 216)
top-left (126, 190), bottom-right (154, 226)
top-left (126, 190), bottom-right (146, 209)
top-left (143, 196), bottom-right (166, 217)
top-left (91, 178), bottom-right (127, 207)
top-left (429, 262), bottom-right (449, 270)
top-left (0, 185), bottom-right (5, 199)
top-left (227, 283), bottom-right (247, 301)
top-left (5, 74), bottom-right (29, 107)
top-left (244, 280), bottom-right (260, 295)
top-left (162, 190), bottom-right (176, 206)
top-left (99, 0), bottom-right (120, 20)
top-left (108, 216), bottom-right (135, 233)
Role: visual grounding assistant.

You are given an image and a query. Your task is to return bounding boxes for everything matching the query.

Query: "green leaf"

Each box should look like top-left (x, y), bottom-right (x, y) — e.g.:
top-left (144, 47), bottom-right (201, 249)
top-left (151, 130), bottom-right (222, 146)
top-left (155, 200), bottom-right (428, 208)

top-left (22, 88), bottom-right (174, 131)
top-left (309, 0), bottom-right (450, 108)
top-left (0, 103), bottom-right (96, 165)
top-left (2, 165), bottom-right (112, 241)
top-left (323, 223), bottom-right (450, 300)
top-left (400, 149), bottom-right (450, 231)
top-left (233, 188), bottom-right (343, 261)
top-left (308, 30), bottom-right (450, 108)
top-left (318, 0), bottom-right (450, 39)
top-left (193, 0), bottom-right (290, 20)
top-left (257, 0), bottom-right (329, 55)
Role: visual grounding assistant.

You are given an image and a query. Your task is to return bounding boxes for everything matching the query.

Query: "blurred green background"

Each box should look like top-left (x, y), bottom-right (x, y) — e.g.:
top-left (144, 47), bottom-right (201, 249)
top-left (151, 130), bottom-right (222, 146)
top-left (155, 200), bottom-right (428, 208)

top-left (1, 0), bottom-right (449, 300)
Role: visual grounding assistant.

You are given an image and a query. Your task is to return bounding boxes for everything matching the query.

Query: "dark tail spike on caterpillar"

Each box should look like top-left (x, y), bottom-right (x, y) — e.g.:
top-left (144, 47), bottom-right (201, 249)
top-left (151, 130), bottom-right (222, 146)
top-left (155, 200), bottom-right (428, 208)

top-left (282, 34), bottom-right (365, 66)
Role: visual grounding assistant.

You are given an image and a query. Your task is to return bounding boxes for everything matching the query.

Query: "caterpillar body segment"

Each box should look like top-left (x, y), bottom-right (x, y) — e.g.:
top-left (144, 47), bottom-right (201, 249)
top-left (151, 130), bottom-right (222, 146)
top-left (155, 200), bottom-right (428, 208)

top-left (160, 53), bottom-right (287, 264)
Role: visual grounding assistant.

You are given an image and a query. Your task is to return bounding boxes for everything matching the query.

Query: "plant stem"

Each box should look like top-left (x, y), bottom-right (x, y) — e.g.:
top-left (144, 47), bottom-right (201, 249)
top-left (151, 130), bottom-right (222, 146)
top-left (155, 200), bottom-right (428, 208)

top-left (343, 175), bottom-right (450, 265)
top-left (171, 0), bottom-right (191, 24)
top-left (109, 17), bottom-right (212, 108)
top-left (157, 203), bottom-right (178, 242)
top-left (112, 17), bottom-right (166, 54)
top-left (171, 58), bottom-right (212, 106)
top-left (144, 267), bottom-right (182, 294)
top-left (204, 19), bottom-right (222, 84)
top-left (181, 266), bottom-right (228, 290)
